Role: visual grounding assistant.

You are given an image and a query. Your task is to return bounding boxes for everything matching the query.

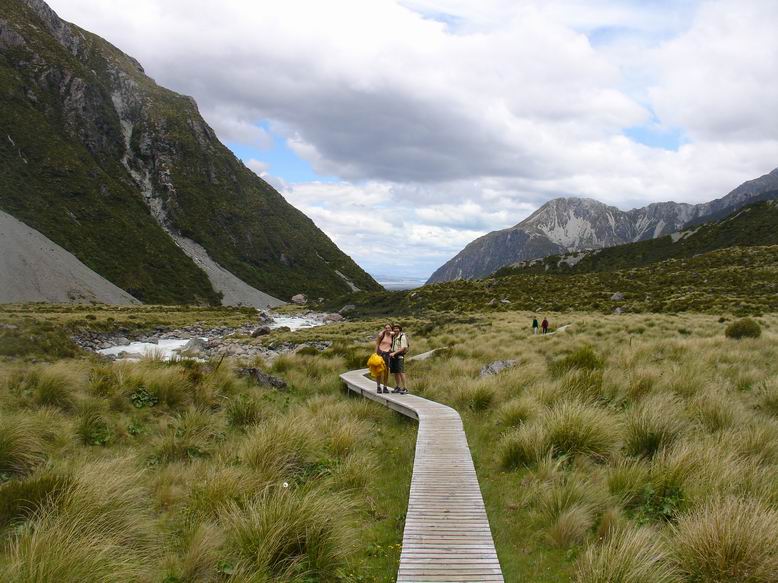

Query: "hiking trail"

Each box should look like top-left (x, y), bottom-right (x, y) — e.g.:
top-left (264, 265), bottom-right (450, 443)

top-left (340, 350), bottom-right (504, 582)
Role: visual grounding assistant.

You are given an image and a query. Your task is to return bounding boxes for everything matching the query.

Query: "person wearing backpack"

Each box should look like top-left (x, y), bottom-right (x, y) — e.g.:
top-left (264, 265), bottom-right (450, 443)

top-left (389, 324), bottom-right (409, 394)
top-left (532, 316), bottom-right (539, 335)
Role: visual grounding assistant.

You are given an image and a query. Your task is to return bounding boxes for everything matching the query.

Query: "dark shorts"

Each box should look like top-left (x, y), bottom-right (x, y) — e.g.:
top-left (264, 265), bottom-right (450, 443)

top-left (378, 350), bottom-right (391, 368)
top-left (389, 355), bottom-right (405, 374)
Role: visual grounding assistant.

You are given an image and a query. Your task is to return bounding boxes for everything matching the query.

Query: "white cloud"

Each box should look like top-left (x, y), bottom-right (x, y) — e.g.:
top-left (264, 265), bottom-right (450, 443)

top-left (46, 0), bottom-right (778, 279)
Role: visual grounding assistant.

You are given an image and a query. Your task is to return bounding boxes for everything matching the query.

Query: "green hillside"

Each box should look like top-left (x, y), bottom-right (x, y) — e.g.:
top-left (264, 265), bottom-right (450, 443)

top-left (495, 199), bottom-right (778, 277)
top-left (333, 244), bottom-right (778, 317)
top-left (0, 0), bottom-right (379, 303)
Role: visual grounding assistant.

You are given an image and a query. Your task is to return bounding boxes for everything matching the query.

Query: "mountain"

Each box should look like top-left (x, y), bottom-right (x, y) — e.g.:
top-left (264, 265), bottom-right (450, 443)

top-left (427, 167), bottom-right (778, 283)
top-left (496, 197), bottom-right (778, 276)
top-left (0, 0), bottom-right (379, 305)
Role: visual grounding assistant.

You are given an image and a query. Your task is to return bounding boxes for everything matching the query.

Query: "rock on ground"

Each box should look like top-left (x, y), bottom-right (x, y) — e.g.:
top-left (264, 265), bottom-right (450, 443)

top-left (480, 360), bottom-right (518, 377)
top-left (236, 367), bottom-right (288, 391)
top-left (291, 294), bottom-right (307, 305)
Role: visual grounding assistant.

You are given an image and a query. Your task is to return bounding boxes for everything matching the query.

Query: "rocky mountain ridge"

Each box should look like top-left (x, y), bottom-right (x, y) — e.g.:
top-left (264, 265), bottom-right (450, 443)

top-left (0, 0), bottom-right (379, 305)
top-left (427, 167), bottom-right (778, 283)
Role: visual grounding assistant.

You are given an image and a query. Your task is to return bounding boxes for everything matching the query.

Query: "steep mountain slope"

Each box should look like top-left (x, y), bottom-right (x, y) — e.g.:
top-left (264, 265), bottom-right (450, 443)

top-left (427, 167), bottom-right (778, 283)
top-left (0, 210), bottom-right (139, 304)
top-left (0, 0), bottom-right (379, 304)
top-left (497, 198), bottom-right (778, 276)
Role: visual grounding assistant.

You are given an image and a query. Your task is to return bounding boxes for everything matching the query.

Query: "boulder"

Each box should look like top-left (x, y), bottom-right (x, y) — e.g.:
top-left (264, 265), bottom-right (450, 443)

top-left (339, 304), bottom-right (356, 314)
top-left (251, 326), bottom-right (271, 338)
top-left (610, 292), bottom-right (625, 301)
top-left (257, 310), bottom-right (273, 324)
top-left (479, 359), bottom-right (518, 378)
top-left (181, 338), bottom-right (207, 353)
top-left (291, 294), bottom-right (307, 305)
top-left (236, 367), bottom-right (288, 391)
top-left (324, 313), bottom-right (344, 323)
top-left (114, 336), bottom-right (131, 346)
top-left (613, 307), bottom-right (623, 315)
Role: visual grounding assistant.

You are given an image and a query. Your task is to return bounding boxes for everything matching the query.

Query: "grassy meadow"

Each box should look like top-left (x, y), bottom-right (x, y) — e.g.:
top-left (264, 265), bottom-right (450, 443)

top-left (2, 304), bottom-right (778, 582)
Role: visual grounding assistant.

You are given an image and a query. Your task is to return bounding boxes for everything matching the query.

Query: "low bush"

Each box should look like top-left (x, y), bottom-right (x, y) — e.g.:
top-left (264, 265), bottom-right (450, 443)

top-left (497, 424), bottom-right (546, 470)
top-left (225, 395), bottom-right (263, 428)
top-left (0, 472), bottom-right (71, 528)
top-left (725, 318), bottom-right (761, 339)
top-left (75, 411), bottom-right (112, 446)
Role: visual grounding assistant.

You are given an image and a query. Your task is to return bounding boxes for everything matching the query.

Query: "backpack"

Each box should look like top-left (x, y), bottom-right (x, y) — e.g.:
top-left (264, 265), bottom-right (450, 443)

top-left (394, 332), bottom-right (410, 355)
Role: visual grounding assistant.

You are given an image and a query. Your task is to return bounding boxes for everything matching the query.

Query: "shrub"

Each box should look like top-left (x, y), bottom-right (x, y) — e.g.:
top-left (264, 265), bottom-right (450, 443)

top-left (672, 497), bottom-right (778, 582)
top-left (0, 417), bottom-right (46, 477)
top-left (220, 488), bottom-right (354, 580)
top-left (575, 525), bottom-right (678, 583)
top-left (725, 318), bottom-right (761, 339)
top-left (550, 346), bottom-right (604, 377)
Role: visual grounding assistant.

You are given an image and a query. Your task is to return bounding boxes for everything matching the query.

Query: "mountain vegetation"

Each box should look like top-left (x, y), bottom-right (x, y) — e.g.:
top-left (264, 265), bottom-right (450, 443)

top-left (0, 0), bottom-right (379, 304)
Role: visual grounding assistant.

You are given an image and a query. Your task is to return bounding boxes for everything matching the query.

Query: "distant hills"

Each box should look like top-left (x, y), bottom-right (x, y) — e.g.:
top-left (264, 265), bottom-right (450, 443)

top-left (0, 0), bottom-right (379, 305)
top-left (427, 168), bottom-right (778, 283)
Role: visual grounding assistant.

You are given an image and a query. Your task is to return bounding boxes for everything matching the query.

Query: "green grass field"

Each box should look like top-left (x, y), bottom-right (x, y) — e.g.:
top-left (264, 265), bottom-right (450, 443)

top-left (1, 304), bottom-right (777, 581)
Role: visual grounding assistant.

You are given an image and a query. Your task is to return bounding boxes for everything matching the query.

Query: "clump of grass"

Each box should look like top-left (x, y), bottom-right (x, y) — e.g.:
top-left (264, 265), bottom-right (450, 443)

top-left (497, 424), bottom-right (546, 470)
top-left (75, 411), bottom-right (112, 446)
top-left (496, 396), bottom-right (539, 428)
top-left (575, 525), bottom-right (678, 582)
top-left (759, 379), bottom-right (778, 418)
top-left (725, 318), bottom-right (761, 339)
top-left (456, 384), bottom-right (497, 412)
top-left (0, 472), bottom-right (71, 528)
top-left (542, 401), bottom-right (620, 461)
top-left (225, 395), bottom-right (263, 428)
top-left (624, 394), bottom-right (685, 458)
top-left (220, 488), bottom-right (355, 580)
top-left (325, 418), bottom-right (370, 459)
top-left (688, 389), bottom-right (739, 432)
top-left (152, 409), bottom-right (217, 463)
top-left (0, 416), bottom-right (46, 477)
top-left (536, 478), bottom-right (606, 548)
top-left (240, 417), bottom-right (323, 480)
top-left (329, 452), bottom-right (376, 492)
top-left (671, 497), bottom-right (778, 582)
top-left (1, 459), bottom-right (158, 581)
top-left (550, 346), bottom-right (604, 377)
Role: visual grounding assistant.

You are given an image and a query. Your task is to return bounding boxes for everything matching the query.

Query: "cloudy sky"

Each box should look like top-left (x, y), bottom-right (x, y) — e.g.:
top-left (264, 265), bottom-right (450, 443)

top-left (48, 0), bottom-right (778, 280)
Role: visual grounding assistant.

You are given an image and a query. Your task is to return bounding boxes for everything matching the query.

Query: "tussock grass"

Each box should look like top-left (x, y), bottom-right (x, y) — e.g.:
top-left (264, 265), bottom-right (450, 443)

top-left (541, 400), bottom-right (620, 461)
top-left (624, 393), bottom-right (686, 458)
top-left (672, 497), bottom-right (778, 582)
top-left (220, 487), bottom-right (355, 581)
top-left (496, 396), bottom-right (540, 428)
top-left (0, 416), bottom-right (46, 476)
top-left (575, 525), bottom-right (678, 583)
top-left (240, 417), bottom-right (323, 479)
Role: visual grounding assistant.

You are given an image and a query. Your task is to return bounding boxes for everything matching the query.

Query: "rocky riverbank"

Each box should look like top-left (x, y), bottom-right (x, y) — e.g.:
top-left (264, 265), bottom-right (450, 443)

top-left (72, 311), bottom-right (336, 361)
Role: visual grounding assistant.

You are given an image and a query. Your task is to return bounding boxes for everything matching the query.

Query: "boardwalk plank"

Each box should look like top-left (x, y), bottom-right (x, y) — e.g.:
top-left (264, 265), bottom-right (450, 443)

top-left (340, 354), bottom-right (504, 583)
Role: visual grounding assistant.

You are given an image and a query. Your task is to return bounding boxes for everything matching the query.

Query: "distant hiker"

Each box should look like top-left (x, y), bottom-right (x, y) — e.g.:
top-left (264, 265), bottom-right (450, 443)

top-left (532, 317), bottom-right (539, 335)
top-left (390, 324), bottom-right (409, 394)
top-left (541, 317), bottom-right (549, 334)
top-left (375, 323), bottom-right (393, 393)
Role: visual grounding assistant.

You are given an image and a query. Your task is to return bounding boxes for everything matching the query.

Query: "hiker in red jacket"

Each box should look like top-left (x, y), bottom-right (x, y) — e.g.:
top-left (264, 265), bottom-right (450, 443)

top-left (541, 317), bottom-right (549, 334)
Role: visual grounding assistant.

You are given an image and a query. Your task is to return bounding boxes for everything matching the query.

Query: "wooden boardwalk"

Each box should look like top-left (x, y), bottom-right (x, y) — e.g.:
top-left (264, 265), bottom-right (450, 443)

top-left (340, 353), bottom-right (504, 583)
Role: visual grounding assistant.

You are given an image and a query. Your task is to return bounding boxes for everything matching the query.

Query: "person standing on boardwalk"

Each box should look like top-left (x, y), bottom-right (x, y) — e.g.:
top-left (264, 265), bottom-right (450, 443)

top-left (375, 323), bottom-right (393, 393)
top-left (541, 317), bottom-right (549, 334)
top-left (390, 324), bottom-right (409, 394)
top-left (532, 316), bottom-right (539, 335)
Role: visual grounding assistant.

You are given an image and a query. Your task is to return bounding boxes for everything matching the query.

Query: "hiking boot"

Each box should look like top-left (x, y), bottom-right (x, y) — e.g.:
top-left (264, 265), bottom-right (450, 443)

top-left (398, 388), bottom-right (408, 395)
